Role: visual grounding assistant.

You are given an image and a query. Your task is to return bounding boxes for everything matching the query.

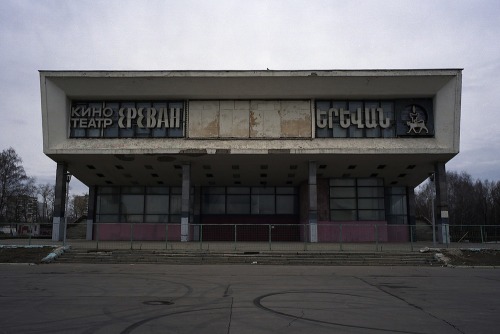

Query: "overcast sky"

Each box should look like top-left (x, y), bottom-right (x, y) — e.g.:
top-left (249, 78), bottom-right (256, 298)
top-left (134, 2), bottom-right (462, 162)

top-left (1, 0), bottom-right (499, 195)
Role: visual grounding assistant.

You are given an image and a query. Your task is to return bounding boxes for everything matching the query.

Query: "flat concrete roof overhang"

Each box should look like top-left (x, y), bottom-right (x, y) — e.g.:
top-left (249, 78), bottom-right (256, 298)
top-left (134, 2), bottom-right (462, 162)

top-left (40, 69), bottom-right (462, 189)
top-left (51, 152), bottom-right (455, 189)
top-left (40, 69), bottom-right (461, 99)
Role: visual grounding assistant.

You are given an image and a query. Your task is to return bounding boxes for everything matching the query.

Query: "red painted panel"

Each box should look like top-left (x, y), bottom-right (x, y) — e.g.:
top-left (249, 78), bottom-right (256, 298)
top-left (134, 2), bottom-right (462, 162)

top-left (94, 223), bottom-right (181, 241)
top-left (200, 215), bottom-right (300, 241)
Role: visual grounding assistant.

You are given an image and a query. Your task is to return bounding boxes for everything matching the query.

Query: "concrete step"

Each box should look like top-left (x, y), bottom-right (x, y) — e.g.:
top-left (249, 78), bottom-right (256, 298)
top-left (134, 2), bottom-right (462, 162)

top-left (56, 250), bottom-right (437, 266)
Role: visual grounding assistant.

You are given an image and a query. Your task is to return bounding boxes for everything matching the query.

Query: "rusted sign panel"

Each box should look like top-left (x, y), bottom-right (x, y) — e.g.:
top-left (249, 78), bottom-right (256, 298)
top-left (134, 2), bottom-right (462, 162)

top-left (188, 101), bottom-right (220, 138)
top-left (219, 100), bottom-right (250, 138)
top-left (188, 100), bottom-right (312, 138)
top-left (249, 101), bottom-right (281, 138)
top-left (279, 101), bottom-right (311, 137)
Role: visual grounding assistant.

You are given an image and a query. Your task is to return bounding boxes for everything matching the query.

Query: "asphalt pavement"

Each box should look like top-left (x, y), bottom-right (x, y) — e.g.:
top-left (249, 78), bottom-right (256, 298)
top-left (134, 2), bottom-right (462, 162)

top-left (0, 264), bottom-right (498, 333)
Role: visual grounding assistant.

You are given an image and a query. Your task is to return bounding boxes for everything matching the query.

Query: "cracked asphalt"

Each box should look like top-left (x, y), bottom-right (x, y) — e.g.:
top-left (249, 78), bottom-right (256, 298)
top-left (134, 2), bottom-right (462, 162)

top-left (0, 264), bottom-right (498, 333)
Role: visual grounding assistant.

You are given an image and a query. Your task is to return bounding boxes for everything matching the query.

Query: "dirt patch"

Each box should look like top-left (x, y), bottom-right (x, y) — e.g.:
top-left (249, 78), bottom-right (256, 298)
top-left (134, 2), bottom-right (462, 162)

top-left (442, 249), bottom-right (500, 266)
top-left (0, 247), bottom-right (54, 264)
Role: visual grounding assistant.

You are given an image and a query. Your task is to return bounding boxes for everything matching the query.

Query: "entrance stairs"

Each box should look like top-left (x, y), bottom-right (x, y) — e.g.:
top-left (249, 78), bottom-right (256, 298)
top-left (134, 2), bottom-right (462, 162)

top-left (56, 249), bottom-right (437, 266)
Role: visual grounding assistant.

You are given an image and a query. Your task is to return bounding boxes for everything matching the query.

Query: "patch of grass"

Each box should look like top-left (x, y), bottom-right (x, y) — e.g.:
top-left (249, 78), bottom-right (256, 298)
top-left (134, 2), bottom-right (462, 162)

top-left (0, 247), bottom-right (53, 264)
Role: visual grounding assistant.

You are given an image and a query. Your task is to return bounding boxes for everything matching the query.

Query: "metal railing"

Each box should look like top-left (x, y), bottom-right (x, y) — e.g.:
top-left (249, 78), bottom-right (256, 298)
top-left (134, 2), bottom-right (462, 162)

top-left (2, 222), bottom-right (500, 251)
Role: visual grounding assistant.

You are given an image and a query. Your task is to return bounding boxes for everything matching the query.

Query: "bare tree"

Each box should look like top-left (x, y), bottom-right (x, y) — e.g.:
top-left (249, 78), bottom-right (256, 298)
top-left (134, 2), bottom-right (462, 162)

top-left (415, 179), bottom-right (434, 224)
top-left (37, 183), bottom-right (55, 223)
top-left (0, 148), bottom-right (32, 222)
top-left (417, 170), bottom-right (500, 227)
top-left (68, 194), bottom-right (88, 222)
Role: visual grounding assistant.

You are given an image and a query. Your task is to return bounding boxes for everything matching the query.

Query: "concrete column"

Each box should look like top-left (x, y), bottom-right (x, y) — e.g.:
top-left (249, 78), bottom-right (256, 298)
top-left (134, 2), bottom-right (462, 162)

top-left (308, 161), bottom-right (318, 242)
top-left (434, 162), bottom-right (450, 243)
top-left (52, 163), bottom-right (67, 241)
top-left (181, 163), bottom-right (191, 242)
top-left (193, 185), bottom-right (201, 241)
top-left (86, 186), bottom-right (96, 240)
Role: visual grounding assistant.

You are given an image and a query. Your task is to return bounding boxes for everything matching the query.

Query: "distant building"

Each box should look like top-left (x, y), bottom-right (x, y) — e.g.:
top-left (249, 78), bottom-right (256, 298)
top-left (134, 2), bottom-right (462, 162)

top-left (40, 70), bottom-right (462, 243)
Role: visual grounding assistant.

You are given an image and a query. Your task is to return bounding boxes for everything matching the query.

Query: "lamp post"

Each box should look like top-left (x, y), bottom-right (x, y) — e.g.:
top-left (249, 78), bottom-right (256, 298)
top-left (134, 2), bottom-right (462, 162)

top-left (63, 173), bottom-right (72, 245)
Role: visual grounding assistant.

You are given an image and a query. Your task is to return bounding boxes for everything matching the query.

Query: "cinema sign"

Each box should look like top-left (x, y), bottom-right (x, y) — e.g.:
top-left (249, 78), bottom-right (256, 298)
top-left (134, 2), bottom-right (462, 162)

top-left (315, 99), bottom-right (434, 138)
top-left (69, 101), bottom-right (185, 138)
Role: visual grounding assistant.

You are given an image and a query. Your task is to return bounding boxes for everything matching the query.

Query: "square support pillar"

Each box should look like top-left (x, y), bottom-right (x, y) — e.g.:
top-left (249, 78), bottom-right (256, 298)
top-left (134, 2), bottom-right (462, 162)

top-left (181, 163), bottom-right (191, 242)
top-left (309, 161), bottom-right (318, 243)
top-left (52, 163), bottom-right (67, 241)
top-left (434, 162), bottom-right (450, 244)
top-left (193, 185), bottom-right (201, 241)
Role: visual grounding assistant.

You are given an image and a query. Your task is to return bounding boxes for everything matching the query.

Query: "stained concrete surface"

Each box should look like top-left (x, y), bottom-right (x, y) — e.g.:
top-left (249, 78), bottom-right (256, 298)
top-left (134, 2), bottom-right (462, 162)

top-left (0, 264), bottom-right (498, 334)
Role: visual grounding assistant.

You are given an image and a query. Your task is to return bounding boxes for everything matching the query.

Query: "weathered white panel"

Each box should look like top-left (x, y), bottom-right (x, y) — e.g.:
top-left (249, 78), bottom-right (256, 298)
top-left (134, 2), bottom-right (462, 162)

top-left (250, 101), bottom-right (281, 138)
top-left (188, 101), bottom-right (220, 138)
top-left (220, 101), bottom-right (250, 138)
top-left (280, 101), bottom-right (311, 137)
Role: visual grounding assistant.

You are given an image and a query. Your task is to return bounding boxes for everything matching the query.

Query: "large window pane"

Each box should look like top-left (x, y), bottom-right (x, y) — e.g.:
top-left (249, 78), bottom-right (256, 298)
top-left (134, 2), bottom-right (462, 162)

top-left (330, 178), bottom-right (385, 221)
top-left (121, 195), bottom-right (144, 214)
top-left (330, 179), bottom-right (355, 186)
top-left (202, 194), bottom-right (225, 214)
top-left (145, 214), bottom-right (169, 223)
top-left (358, 210), bottom-right (385, 220)
top-left (147, 187), bottom-right (169, 194)
top-left (276, 187), bottom-right (296, 195)
top-left (330, 198), bottom-right (356, 210)
top-left (98, 195), bottom-right (120, 214)
top-left (276, 195), bottom-right (295, 214)
top-left (146, 195), bottom-right (169, 214)
top-left (251, 195), bottom-right (275, 214)
top-left (169, 215), bottom-right (181, 223)
top-left (121, 214), bottom-right (143, 223)
top-left (252, 187), bottom-right (275, 195)
top-left (358, 178), bottom-right (383, 186)
top-left (170, 195), bottom-right (182, 214)
top-left (386, 187), bottom-right (406, 195)
top-left (204, 187), bottom-right (226, 194)
top-left (331, 210), bottom-right (356, 221)
top-left (97, 214), bottom-right (119, 223)
top-left (358, 187), bottom-right (384, 198)
top-left (227, 195), bottom-right (250, 214)
top-left (388, 216), bottom-right (407, 225)
top-left (358, 198), bottom-right (384, 210)
top-left (389, 195), bottom-right (407, 215)
top-left (331, 187), bottom-right (356, 198)
top-left (98, 187), bottom-right (119, 194)
top-left (227, 187), bottom-right (250, 194)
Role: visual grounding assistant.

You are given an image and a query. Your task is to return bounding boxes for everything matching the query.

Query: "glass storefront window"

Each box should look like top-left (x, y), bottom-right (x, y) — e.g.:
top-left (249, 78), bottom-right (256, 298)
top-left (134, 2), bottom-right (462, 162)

top-left (200, 186), bottom-right (298, 215)
top-left (145, 195), bottom-right (169, 214)
top-left (386, 187), bottom-right (408, 225)
top-left (170, 195), bottom-right (182, 214)
top-left (330, 178), bottom-right (385, 221)
top-left (98, 195), bottom-right (120, 214)
top-left (121, 195), bottom-right (144, 214)
top-left (251, 194), bottom-right (275, 214)
top-left (202, 194), bottom-right (225, 214)
top-left (276, 195), bottom-right (296, 214)
top-left (95, 186), bottom-right (184, 224)
top-left (227, 195), bottom-right (251, 214)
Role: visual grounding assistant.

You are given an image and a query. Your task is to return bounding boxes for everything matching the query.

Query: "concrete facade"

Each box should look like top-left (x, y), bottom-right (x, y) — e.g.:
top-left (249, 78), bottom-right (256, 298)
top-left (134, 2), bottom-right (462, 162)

top-left (40, 70), bottom-right (462, 242)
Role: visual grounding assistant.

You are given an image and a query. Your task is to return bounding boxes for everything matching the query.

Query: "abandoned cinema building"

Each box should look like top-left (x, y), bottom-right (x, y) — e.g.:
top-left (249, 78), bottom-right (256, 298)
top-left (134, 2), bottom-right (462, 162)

top-left (40, 69), bottom-right (462, 244)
